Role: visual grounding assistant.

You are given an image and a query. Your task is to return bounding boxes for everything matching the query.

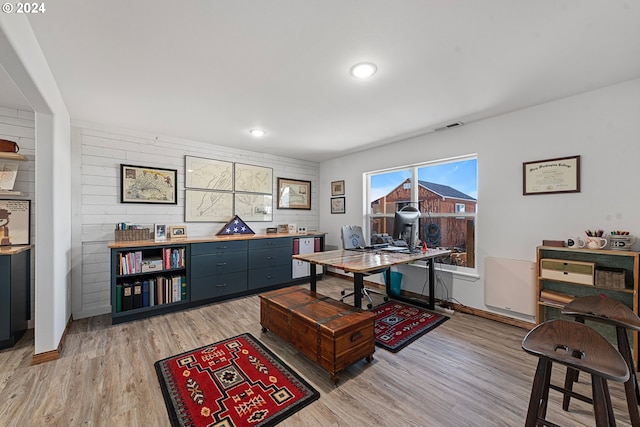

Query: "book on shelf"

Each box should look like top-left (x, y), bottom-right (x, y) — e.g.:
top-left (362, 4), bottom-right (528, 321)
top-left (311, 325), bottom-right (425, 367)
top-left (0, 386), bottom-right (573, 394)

top-left (142, 280), bottom-right (150, 307)
top-left (122, 282), bottom-right (133, 311)
top-left (133, 281), bottom-right (143, 309)
top-left (116, 284), bottom-right (123, 312)
top-left (539, 289), bottom-right (575, 306)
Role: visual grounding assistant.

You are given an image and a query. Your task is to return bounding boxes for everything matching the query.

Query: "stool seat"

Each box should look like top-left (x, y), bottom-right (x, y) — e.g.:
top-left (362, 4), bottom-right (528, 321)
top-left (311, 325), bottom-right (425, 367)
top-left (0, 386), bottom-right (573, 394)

top-left (563, 294), bottom-right (640, 331)
top-left (522, 319), bottom-right (629, 427)
top-left (562, 294), bottom-right (640, 426)
top-left (522, 319), bottom-right (629, 383)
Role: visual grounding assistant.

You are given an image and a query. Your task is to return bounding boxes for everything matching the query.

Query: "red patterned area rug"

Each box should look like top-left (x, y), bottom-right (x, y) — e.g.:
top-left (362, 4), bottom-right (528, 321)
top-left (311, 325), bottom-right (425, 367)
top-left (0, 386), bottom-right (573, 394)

top-left (372, 301), bottom-right (448, 353)
top-left (154, 333), bottom-right (320, 427)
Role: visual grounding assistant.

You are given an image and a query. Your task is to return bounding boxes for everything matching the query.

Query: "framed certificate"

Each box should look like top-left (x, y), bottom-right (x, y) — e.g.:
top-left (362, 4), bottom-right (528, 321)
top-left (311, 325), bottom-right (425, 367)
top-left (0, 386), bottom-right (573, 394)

top-left (523, 155), bottom-right (580, 195)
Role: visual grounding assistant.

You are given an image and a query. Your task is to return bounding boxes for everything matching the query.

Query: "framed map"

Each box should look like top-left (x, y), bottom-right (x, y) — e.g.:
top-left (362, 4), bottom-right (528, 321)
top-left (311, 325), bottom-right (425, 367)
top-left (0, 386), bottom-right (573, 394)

top-left (185, 156), bottom-right (233, 191)
top-left (234, 163), bottom-right (273, 194)
top-left (120, 164), bottom-right (177, 204)
top-left (277, 177), bottom-right (311, 210)
top-left (234, 193), bottom-right (273, 221)
top-left (185, 189), bottom-right (233, 222)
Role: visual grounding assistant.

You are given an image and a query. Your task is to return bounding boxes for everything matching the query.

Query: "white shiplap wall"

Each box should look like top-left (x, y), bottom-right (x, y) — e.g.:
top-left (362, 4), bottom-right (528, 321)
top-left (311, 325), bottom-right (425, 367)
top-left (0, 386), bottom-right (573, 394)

top-left (0, 106), bottom-right (36, 327)
top-left (74, 123), bottom-right (320, 319)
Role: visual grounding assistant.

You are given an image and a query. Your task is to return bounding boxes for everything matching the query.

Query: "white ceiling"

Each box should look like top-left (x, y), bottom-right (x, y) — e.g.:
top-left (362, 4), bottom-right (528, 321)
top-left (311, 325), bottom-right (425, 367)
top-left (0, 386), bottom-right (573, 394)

top-left (3, 1), bottom-right (638, 161)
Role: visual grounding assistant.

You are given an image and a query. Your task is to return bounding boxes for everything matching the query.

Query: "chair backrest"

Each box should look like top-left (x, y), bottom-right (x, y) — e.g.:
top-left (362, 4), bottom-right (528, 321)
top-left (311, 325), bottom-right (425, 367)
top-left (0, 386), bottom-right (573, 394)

top-left (341, 225), bottom-right (366, 249)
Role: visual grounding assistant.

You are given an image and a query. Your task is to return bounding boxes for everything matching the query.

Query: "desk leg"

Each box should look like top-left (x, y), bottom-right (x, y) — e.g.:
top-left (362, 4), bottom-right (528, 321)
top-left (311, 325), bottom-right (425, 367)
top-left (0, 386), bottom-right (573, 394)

top-left (427, 258), bottom-right (435, 310)
top-left (309, 263), bottom-right (317, 292)
top-left (354, 273), bottom-right (363, 308)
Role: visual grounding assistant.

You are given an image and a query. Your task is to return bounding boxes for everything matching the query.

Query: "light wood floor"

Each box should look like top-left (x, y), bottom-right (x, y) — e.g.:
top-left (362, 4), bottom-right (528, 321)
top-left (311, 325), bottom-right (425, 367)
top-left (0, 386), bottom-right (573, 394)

top-left (1, 275), bottom-right (637, 426)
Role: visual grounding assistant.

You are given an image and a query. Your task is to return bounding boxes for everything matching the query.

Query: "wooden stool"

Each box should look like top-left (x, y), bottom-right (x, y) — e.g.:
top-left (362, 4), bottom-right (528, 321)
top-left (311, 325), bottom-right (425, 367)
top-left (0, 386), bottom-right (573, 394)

top-left (522, 319), bottom-right (629, 427)
top-left (562, 294), bottom-right (640, 426)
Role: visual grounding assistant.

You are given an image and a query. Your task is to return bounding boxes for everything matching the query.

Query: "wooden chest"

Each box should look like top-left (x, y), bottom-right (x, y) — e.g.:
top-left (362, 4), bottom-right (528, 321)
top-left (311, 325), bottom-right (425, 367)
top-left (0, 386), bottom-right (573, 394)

top-left (260, 287), bottom-right (375, 383)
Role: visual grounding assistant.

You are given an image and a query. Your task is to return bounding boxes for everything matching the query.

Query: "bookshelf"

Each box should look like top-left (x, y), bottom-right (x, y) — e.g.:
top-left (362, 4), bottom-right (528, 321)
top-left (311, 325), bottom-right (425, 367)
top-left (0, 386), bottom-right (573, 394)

top-left (111, 243), bottom-right (188, 324)
top-left (536, 245), bottom-right (639, 366)
top-left (109, 233), bottom-right (325, 324)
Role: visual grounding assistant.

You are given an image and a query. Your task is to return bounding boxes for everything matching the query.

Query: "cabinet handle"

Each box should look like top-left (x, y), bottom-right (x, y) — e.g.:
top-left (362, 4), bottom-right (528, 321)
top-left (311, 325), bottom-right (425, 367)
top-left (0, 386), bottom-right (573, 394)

top-left (217, 262), bottom-right (227, 266)
top-left (350, 331), bottom-right (363, 342)
top-left (216, 284), bottom-right (227, 287)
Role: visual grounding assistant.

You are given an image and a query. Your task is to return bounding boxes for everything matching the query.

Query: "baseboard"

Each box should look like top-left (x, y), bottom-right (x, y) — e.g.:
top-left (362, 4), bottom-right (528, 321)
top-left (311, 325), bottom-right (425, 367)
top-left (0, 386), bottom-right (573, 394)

top-left (31, 315), bottom-right (73, 365)
top-left (325, 271), bottom-right (535, 331)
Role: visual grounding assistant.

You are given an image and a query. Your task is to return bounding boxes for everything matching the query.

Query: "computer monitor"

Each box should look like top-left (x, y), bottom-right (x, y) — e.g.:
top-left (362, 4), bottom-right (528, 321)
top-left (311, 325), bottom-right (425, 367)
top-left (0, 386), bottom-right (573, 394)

top-left (392, 206), bottom-right (421, 252)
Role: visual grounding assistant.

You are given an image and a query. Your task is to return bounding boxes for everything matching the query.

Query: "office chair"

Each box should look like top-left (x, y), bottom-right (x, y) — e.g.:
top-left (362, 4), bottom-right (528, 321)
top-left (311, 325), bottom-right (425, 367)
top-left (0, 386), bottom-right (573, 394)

top-left (339, 225), bottom-right (388, 309)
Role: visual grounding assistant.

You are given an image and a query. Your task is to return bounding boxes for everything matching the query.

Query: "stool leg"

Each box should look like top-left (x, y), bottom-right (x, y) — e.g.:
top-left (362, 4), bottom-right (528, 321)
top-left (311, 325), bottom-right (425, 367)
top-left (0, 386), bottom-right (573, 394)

top-left (562, 367), bottom-right (580, 410)
top-left (592, 376), bottom-right (616, 427)
top-left (616, 326), bottom-right (640, 427)
top-left (525, 359), bottom-right (552, 427)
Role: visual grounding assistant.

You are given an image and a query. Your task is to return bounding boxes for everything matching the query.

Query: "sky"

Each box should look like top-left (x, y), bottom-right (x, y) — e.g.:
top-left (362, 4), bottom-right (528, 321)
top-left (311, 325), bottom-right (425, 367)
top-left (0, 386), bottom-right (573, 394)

top-left (370, 159), bottom-right (478, 201)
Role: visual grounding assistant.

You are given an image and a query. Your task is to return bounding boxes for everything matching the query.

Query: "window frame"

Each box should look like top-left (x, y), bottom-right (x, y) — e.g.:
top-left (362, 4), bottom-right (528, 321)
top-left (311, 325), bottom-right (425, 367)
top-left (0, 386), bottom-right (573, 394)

top-left (365, 154), bottom-right (477, 274)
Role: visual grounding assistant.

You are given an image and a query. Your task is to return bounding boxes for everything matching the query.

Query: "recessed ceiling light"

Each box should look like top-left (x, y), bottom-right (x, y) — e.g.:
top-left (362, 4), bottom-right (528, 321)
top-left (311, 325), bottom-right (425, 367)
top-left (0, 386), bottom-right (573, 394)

top-left (350, 62), bottom-right (377, 79)
top-left (249, 129), bottom-right (266, 137)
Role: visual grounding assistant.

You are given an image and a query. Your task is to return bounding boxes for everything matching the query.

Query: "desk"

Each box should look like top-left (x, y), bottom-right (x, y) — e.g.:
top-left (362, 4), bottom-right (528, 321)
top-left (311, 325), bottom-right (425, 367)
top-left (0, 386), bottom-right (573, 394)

top-left (292, 248), bottom-right (450, 309)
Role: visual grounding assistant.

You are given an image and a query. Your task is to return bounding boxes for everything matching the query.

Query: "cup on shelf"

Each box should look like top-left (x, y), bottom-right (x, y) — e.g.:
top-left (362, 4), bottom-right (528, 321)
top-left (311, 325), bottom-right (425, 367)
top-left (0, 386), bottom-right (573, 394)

top-left (610, 235), bottom-right (636, 250)
top-left (566, 237), bottom-right (585, 248)
top-left (586, 237), bottom-right (607, 250)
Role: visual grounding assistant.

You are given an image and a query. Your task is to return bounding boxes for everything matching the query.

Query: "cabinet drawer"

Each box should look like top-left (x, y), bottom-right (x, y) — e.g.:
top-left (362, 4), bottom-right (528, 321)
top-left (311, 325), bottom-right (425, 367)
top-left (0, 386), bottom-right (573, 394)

top-left (191, 271), bottom-right (247, 301)
top-left (191, 240), bottom-right (247, 256)
top-left (249, 246), bottom-right (291, 269)
top-left (248, 265), bottom-right (292, 290)
top-left (249, 237), bottom-right (292, 250)
top-left (540, 258), bottom-right (595, 285)
top-left (191, 251), bottom-right (247, 278)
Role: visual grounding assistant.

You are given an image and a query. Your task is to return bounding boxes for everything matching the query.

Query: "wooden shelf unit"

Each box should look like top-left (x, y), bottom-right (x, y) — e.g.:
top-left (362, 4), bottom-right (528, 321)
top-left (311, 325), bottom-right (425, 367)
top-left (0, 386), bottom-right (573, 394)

top-left (536, 245), bottom-right (639, 367)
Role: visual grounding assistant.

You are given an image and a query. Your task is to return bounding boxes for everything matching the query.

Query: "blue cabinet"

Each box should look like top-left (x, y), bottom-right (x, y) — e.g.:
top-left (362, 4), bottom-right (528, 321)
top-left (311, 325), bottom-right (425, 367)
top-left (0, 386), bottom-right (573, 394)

top-left (109, 234), bottom-right (324, 324)
top-left (0, 247), bottom-right (30, 349)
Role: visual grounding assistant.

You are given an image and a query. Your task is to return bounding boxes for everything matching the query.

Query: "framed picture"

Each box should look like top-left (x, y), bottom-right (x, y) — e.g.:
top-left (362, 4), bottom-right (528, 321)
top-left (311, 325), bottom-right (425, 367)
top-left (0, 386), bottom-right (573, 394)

top-left (331, 180), bottom-right (345, 196)
top-left (169, 225), bottom-right (187, 240)
top-left (185, 156), bottom-right (233, 191)
top-left (234, 193), bottom-right (273, 221)
top-left (277, 177), bottom-right (311, 210)
top-left (154, 224), bottom-right (167, 242)
top-left (121, 164), bottom-right (177, 204)
top-left (185, 189), bottom-right (233, 222)
top-left (523, 155), bottom-right (581, 195)
top-left (331, 197), bottom-right (345, 214)
top-left (234, 163), bottom-right (273, 194)
top-left (0, 199), bottom-right (30, 246)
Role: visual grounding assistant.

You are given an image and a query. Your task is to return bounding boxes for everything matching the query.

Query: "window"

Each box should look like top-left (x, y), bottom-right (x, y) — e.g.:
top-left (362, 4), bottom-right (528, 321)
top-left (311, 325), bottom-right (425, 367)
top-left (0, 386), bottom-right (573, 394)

top-left (367, 155), bottom-right (477, 269)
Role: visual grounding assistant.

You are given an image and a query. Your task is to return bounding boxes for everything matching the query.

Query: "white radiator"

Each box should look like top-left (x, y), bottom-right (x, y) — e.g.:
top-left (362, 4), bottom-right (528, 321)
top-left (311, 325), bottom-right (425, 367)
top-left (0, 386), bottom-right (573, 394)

top-left (484, 257), bottom-right (536, 316)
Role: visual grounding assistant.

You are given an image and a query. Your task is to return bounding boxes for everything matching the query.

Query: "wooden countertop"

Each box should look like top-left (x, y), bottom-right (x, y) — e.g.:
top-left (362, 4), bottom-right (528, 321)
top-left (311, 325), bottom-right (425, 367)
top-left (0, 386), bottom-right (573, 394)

top-left (108, 232), bottom-right (326, 249)
top-left (293, 248), bottom-right (451, 274)
top-left (0, 245), bottom-right (33, 255)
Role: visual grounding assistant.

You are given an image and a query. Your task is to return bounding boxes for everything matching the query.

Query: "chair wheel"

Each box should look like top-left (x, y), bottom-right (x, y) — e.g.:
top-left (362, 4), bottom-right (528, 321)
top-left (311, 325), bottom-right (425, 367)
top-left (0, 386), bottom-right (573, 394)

top-left (367, 303), bottom-right (373, 309)
top-left (384, 296), bottom-right (389, 301)
top-left (340, 290), bottom-right (345, 296)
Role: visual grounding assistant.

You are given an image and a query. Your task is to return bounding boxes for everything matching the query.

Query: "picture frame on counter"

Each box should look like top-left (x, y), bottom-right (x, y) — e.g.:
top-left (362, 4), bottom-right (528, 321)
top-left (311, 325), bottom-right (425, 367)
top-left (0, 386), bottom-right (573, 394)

top-left (0, 199), bottom-right (30, 246)
top-left (154, 224), bottom-right (167, 242)
top-left (169, 225), bottom-right (187, 240)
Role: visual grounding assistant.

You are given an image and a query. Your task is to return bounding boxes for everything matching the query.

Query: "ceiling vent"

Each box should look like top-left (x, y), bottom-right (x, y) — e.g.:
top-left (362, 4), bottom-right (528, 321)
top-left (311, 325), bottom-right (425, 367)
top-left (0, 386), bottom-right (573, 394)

top-left (434, 121), bottom-right (464, 132)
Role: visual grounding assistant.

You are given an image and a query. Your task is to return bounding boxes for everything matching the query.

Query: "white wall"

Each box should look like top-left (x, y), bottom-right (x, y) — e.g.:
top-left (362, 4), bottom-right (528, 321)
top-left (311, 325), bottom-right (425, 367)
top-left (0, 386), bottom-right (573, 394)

top-left (71, 123), bottom-right (320, 319)
top-left (0, 15), bottom-right (72, 354)
top-left (319, 78), bottom-right (640, 322)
